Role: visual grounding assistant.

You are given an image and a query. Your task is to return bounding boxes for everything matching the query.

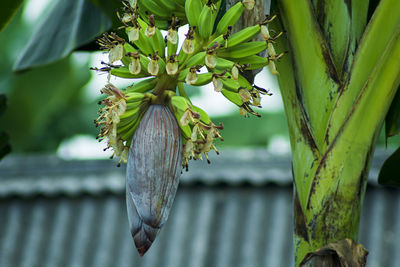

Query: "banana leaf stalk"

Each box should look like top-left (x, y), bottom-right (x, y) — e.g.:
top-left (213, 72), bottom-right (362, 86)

top-left (272, 0), bottom-right (400, 265)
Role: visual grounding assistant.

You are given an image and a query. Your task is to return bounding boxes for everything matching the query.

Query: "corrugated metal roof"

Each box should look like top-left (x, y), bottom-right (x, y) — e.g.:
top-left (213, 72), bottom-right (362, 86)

top-left (0, 185), bottom-right (399, 267)
top-left (0, 149), bottom-right (398, 267)
top-left (0, 148), bottom-right (390, 196)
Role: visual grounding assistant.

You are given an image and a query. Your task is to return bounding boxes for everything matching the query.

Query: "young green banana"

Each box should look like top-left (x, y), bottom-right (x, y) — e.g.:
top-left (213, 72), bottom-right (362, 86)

top-left (121, 43), bottom-right (138, 67)
top-left (150, 30), bottom-right (165, 58)
top-left (125, 52), bottom-right (151, 76)
top-left (118, 107), bottom-right (141, 128)
top-left (184, 51), bottom-right (206, 68)
top-left (138, 0), bottom-right (172, 19)
top-left (237, 74), bottom-right (253, 90)
top-left (221, 77), bottom-right (240, 92)
top-left (221, 89), bottom-right (243, 106)
top-left (192, 72), bottom-right (213, 86)
top-left (190, 105), bottom-right (211, 124)
top-left (185, 0), bottom-right (203, 27)
top-left (118, 114), bottom-right (139, 135)
top-left (170, 95), bottom-right (192, 138)
top-left (136, 7), bottom-right (170, 29)
top-left (125, 77), bottom-right (158, 93)
top-left (167, 38), bottom-right (178, 57)
top-left (235, 55), bottom-right (269, 70)
top-left (126, 27), bottom-right (153, 56)
top-left (226, 25), bottom-right (261, 47)
top-left (142, 16), bottom-right (165, 58)
top-left (147, 53), bottom-right (166, 75)
top-left (119, 108), bottom-right (147, 143)
top-left (178, 68), bottom-right (190, 82)
top-left (111, 67), bottom-right (148, 79)
top-left (158, 0), bottom-right (176, 12)
top-left (167, 20), bottom-right (179, 57)
top-left (125, 92), bottom-right (146, 103)
top-left (198, 1), bottom-right (220, 40)
top-left (215, 1), bottom-right (245, 35)
top-left (119, 95), bottom-right (148, 127)
top-left (126, 94), bottom-right (149, 110)
top-left (217, 41), bottom-right (267, 59)
top-left (215, 57), bottom-right (235, 70)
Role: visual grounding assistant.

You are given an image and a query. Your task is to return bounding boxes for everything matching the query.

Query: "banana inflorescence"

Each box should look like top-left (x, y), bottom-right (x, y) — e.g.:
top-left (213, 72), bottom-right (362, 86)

top-left (95, 0), bottom-right (283, 170)
top-left (94, 0), bottom-right (284, 256)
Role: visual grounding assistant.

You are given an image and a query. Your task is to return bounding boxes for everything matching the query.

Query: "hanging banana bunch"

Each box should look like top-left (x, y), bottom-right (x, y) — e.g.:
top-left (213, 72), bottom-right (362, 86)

top-left (93, 0), bottom-right (282, 256)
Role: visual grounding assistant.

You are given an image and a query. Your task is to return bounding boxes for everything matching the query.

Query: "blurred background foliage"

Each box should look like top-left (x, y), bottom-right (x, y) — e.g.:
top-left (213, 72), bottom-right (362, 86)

top-left (0, 0), bottom-right (399, 160)
top-left (0, 5), bottom-right (95, 153)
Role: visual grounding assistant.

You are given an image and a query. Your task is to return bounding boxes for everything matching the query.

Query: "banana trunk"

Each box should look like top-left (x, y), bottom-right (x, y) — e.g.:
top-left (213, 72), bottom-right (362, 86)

top-left (273, 0), bottom-right (400, 265)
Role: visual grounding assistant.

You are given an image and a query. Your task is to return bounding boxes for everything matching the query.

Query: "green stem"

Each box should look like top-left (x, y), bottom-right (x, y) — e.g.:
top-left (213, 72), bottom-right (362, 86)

top-left (274, 0), bottom-right (400, 265)
top-left (152, 74), bottom-right (177, 104)
top-left (177, 82), bottom-right (190, 100)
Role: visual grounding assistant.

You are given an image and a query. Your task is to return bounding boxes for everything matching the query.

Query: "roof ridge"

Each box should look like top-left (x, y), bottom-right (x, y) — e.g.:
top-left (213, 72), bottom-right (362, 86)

top-left (0, 148), bottom-right (391, 197)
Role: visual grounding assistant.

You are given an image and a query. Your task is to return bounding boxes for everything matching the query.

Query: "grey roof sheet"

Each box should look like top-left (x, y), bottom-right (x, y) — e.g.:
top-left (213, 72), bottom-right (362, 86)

top-left (0, 185), bottom-right (399, 267)
top-left (0, 149), bottom-right (398, 267)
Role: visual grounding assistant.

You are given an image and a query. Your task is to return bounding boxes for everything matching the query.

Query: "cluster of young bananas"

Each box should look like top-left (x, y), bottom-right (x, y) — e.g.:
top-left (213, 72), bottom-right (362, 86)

top-left (127, 0), bottom-right (187, 30)
top-left (94, 0), bottom-right (283, 168)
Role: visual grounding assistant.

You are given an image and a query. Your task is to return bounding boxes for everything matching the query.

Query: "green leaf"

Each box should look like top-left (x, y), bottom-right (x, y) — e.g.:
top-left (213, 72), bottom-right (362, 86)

top-left (0, 0), bottom-right (24, 32)
top-left (278, 0), bottom-right (340, 148)
top-left (5, 56), bottom-right (91, 152)
top-left (378, 146), bottom-right (400, 187)
top-left (325, 0), bottom-right (400, 146)
top-left (212, 112), bottom-right (289, 147)
top-left (88, 0), bottom-right (122, 29)
top-left (0, 132), bottom-right (11, 160)
top-left (13, 0), bottom-right (111, 72)
top-left (311, 0), bottom-right (351, 77)
top-left (0, 94), bottom-right (11, 160)
top-left (352, 0), bottom-right (370, 45)
top-left (0, 94), bottom-right (6, 117)
top-left (386, 86), bottom-right (400, 137)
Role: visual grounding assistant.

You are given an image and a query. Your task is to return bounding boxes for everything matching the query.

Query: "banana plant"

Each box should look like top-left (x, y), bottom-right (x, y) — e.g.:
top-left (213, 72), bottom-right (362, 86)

top-left (3, 0), bottom-right (400, 265)
top-left (272, 0), bottom-right (400, 265)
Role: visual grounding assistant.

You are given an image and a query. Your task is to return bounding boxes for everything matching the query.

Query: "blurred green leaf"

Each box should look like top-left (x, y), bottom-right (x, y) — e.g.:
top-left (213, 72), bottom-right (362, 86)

top-left (183, 84), bottom-right (201, 98)
top-left (213, 111), bottom-right (288, 147)
top-left (0, 94), bottom-right (11, 160)
top-left (378, 146), bottom-right (400, 187)
top-left (88, 0), bottom-right (122, 29)
top-left (14, 0), bottom-right (111, 72)
top-left (5, 56), bottom-right (92, 152)
top-left (0, 132), bottom-right (11, 160)
top-left (1, 6), bottom-right (97, 153)
top-left (386, 86), bottom-right (400, 138)
top-left (0, 0), bottom-right (24, 32)
top-left (0, 94), bottom-right (6, 116)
